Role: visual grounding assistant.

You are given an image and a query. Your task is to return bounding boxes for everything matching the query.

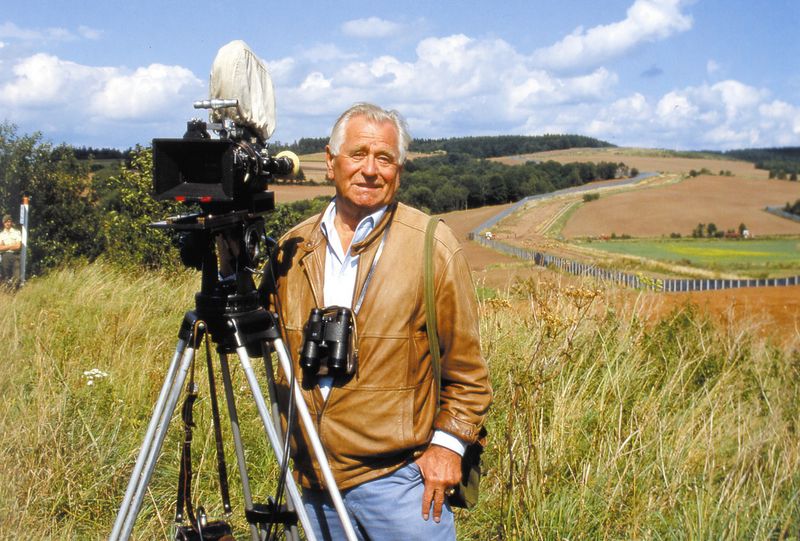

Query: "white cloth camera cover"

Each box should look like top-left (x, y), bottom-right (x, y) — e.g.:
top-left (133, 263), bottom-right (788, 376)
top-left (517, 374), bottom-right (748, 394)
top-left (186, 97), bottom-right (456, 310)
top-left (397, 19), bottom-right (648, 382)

top-left (209, 40), bottom-right (276, 141)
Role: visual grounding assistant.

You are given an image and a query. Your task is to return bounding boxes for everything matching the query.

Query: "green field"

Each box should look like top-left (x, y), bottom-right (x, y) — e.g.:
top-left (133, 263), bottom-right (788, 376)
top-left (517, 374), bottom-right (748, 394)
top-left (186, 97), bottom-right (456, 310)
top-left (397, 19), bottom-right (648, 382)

top-left (579, 237), bottom-right (800, 274)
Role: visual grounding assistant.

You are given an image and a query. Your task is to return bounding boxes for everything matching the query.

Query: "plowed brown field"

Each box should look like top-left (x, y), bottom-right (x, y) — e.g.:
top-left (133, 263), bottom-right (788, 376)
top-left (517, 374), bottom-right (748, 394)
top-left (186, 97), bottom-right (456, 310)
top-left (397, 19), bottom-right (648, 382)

top-left (496, 147), bottom-right (770, 180)
top-left (562, 174), bottom-right (800, 238)
top-left (271, 183), bottom-right (335, 203)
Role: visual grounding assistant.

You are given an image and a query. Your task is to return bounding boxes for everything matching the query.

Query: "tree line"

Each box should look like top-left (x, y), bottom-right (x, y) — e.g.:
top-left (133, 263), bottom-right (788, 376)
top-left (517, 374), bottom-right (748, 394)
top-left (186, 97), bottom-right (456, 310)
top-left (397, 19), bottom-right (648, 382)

top-left (409, 134), bottom-right (612, 158)
top-left (273, 134), bottom-right (613, 159)
top-left (72, 146), bottom-right (134, 160)
top-left (723, 147), bottom-right (800, 179)
top-left (397, 153), bottom-right (632, 213)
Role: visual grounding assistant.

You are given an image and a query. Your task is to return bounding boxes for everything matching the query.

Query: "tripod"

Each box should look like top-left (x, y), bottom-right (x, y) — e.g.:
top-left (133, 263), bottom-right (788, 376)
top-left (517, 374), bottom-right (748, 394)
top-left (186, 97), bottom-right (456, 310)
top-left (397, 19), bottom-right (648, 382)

top-left (109, 211), bottom-right (357, 541)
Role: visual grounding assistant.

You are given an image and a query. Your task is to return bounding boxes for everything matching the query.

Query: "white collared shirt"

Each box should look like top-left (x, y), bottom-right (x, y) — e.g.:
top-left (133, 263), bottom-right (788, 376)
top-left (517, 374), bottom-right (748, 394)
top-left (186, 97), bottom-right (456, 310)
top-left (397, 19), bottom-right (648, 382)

top-left (318, 199), bottom-right (466, 456)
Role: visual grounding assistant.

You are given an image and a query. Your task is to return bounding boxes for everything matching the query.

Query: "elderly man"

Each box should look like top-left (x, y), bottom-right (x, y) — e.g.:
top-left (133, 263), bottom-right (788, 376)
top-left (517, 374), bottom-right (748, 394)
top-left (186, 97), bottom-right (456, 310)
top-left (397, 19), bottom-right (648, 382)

top-left (266, 103), bottom-right (491, 539)
top-left (0, 214), bottom-right (22, 288)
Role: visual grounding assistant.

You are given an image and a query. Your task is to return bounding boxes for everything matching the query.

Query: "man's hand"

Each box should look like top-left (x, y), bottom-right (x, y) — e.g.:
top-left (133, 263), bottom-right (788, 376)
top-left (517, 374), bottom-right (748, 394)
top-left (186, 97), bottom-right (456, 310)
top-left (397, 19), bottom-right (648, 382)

top-left (415, 444), bottom-right (462, 522)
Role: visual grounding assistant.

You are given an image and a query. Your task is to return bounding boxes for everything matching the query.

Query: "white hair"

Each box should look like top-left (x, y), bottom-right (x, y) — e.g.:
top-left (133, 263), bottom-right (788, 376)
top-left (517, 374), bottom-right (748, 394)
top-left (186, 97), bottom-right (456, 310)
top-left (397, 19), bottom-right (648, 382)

top-left (328, 102), bottom-right (412, 164)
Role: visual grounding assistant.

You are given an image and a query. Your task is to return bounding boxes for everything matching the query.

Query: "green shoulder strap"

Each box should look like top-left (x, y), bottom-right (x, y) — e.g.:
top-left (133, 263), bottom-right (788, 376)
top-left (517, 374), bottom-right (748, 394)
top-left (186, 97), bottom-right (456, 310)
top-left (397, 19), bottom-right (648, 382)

top-left (424, 216), bottom-right (442, 406)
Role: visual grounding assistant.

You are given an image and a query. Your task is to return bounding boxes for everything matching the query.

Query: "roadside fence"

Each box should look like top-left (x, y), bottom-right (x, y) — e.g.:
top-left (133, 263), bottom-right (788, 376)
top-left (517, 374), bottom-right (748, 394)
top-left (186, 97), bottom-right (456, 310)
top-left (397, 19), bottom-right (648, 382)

top-left (473, 236), bottom-right (800, 292)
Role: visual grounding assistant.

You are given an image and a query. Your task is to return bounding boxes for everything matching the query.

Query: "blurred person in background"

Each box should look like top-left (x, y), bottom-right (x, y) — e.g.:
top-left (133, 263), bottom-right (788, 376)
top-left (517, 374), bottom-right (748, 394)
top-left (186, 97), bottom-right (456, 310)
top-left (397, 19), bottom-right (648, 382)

top-left (0, 214), bottom-right (22, 289)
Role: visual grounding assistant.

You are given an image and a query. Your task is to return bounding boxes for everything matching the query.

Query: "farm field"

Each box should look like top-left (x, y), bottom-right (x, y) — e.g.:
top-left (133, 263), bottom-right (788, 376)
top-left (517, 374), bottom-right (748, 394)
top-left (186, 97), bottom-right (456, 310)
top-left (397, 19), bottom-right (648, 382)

top-left (502, 147), bottom-right (771, 180)
top-left (561, 173), bottom-right (800, 239)
top-left (269, 149), bottom-right (798, 336)
top-left (271, 181), bottom-right (334, 202)
top-left (578, 237), bottom-right (800, 276)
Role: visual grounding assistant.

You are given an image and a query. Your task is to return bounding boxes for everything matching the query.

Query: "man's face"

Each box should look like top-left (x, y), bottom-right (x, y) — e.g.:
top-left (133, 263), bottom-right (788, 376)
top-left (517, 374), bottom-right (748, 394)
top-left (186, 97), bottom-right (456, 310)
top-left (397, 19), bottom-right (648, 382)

top-left (3, 219), bottom-right (10, 230)
top-left (326, 115), bottom-right (402, 221)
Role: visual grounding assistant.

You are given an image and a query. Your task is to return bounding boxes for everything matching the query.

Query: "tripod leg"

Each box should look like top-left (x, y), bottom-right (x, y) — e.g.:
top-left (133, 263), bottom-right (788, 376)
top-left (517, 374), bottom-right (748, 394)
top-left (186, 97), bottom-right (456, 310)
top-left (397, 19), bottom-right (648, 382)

top-left (218, 352), bottom-right (264, 541)
top-left (109, 337), bottom-right (187, 540)
top-left (268, 339), bottom-right (359, 541)
top-left (261, 345), bottom-right (301, 541)
top-left (233, 345), bottom-right (322, 541)
top-left (111, 338), bottom-right (198, 540)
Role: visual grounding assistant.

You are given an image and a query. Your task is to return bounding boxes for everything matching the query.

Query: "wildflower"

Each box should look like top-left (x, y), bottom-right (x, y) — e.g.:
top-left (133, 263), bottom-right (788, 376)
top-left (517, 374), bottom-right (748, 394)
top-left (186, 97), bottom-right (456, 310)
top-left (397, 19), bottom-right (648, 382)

top-left (83, 368), bottom-right (109, 386)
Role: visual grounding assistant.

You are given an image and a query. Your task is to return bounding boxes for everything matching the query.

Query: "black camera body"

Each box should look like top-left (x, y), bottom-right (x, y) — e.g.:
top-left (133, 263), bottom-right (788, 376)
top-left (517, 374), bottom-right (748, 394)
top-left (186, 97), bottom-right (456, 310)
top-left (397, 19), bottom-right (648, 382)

top-left (152, 118), bottom-right (295, 216)
top-left (300, 307), bottom-right (357, 377)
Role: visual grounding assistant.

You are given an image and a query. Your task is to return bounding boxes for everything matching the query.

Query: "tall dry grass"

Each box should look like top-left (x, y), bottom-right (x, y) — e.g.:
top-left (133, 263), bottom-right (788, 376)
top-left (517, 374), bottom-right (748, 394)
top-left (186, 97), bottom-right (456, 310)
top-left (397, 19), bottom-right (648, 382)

top-left (0, 264), bottom-right (281, 539)
top-left (462, 277), bottom-right (800, 539)
top-left (0, 263), bottom-right (798, 539)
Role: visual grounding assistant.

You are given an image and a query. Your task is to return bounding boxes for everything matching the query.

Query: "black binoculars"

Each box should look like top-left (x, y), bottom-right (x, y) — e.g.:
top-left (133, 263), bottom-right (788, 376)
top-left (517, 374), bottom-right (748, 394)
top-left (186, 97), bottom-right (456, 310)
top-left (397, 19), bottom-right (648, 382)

top-left (299, 307), bottom-right (356, 377)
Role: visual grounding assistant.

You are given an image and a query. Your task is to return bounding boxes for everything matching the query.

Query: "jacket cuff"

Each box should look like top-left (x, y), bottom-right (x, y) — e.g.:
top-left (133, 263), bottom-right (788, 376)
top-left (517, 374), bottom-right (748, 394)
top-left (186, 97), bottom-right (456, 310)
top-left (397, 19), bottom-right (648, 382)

top-left (434, 411), bottom-right (482, 443)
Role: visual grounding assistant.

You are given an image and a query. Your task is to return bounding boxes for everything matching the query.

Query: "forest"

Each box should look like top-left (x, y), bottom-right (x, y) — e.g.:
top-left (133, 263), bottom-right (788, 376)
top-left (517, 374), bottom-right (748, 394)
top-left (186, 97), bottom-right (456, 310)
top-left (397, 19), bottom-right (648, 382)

top-left (723, 146), bottom-right (800, 178)
top-left (397, 153), bottom-right (631, 213)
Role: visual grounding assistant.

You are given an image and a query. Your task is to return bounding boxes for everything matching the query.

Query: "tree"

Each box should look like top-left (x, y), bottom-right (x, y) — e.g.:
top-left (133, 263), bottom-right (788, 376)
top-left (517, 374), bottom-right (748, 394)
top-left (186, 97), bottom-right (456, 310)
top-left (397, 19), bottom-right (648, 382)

top-left (0, 123), bottom-right (103, 275)
top-left (99, 147), bottom-right (184, 270)
top-left (706, 223), bottom-right (718, 237)
top-left (401, 185), bottom-right (435, 212)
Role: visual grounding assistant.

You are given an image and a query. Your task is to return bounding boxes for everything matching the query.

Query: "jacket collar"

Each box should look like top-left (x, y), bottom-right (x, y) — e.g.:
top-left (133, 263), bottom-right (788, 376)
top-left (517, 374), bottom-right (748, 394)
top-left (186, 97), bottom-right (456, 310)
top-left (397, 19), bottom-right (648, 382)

top-left (299, 201), bottom-right (398, 256)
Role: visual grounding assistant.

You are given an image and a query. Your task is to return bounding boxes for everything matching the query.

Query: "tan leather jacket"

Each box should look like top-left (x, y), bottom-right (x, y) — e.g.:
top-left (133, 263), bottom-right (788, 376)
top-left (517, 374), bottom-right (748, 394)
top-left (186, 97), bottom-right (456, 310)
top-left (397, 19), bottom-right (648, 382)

top-left (267, 202), bottom-right (491, 490)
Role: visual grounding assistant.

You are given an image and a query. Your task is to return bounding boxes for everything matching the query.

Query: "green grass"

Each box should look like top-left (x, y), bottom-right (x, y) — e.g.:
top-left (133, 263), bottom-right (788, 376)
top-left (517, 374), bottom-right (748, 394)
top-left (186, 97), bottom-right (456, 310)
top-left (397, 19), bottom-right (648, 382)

top-left (1, 263), bottom-right (799, 539)
top-left (578, 237), bottom-right (800, 275)
top-left (545, 200), bottom-right (581, 238)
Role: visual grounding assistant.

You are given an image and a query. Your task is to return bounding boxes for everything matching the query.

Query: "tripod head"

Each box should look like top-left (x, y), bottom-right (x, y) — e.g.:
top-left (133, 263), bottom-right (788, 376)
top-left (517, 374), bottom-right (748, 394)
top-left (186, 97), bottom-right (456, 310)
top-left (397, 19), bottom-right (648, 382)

top-left (153, 208), bottom-right (279, 356)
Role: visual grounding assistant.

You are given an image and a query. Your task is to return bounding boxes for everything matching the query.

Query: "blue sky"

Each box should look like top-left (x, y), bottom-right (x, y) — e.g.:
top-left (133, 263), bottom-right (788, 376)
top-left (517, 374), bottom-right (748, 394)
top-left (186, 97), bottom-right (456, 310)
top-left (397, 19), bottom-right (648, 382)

top-left (1, 0), bottom-right (798, 151)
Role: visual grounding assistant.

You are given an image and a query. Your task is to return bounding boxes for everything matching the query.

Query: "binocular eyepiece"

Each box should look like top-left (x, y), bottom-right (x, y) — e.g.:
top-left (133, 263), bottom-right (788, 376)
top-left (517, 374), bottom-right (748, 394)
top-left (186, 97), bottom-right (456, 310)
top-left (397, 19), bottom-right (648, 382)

top-left (300, 307), bottom-right (356, 377)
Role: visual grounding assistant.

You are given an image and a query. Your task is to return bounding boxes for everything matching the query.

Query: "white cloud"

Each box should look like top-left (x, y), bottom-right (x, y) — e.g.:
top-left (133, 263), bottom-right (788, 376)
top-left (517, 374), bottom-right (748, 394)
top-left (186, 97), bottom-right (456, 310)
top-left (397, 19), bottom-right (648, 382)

top-left (265, 22), bottom-right (800, 149)
top-left (299, 72), bottom-right (331, 92)
top-left (532, 0), bottom-right (693, 71)
top-left (590, 80), bottom-right (798, 149)
top-left (0, 21), bottom-right (87, 43)
top-left (341, 17), bottom-right (402, 39)
top-left (265, 57), bottom-right (295, 82)
top-left (1, 52), bottom-right (203, 139)
top-left (277, 33), bottom-right (620, 132)
top-left (706, 59), bottom-right (720, 75)
top-left (90, 64), bottom-right (203, 119)
top-left (3, 53), bottom-right (112, 106)
top-left (656, 91), bottom-right (699, 127)
top-left (77, 25), bottom-right (103, 40)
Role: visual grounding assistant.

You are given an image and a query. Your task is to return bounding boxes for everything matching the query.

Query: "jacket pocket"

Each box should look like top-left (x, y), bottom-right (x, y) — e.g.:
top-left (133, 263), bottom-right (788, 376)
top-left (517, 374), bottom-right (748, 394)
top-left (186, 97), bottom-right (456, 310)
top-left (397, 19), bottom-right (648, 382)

top-left (320, 383), bottom-right (420, 458)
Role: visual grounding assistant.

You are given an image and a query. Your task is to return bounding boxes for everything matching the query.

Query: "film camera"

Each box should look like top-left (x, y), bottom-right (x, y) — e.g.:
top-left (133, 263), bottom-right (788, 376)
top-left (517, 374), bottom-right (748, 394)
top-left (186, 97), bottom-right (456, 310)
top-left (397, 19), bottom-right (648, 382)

top-left (300, 307), bottom-right (357, 377)
top-left (149, 40), bottom-right (299, 276)
top-left (151, 38), bottom-right (298, 218)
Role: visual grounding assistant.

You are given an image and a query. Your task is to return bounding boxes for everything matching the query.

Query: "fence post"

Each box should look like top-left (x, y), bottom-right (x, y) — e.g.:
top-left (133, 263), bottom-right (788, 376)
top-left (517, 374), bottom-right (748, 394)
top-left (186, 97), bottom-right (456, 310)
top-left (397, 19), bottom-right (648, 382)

top-left (19, 196), bottom-right (29, 285)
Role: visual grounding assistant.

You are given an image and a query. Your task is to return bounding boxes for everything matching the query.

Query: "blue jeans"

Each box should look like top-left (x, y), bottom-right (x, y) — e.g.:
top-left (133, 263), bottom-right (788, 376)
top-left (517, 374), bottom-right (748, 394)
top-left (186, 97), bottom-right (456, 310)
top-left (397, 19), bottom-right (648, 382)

top-left (302, 462), bottom-right (456, 541)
